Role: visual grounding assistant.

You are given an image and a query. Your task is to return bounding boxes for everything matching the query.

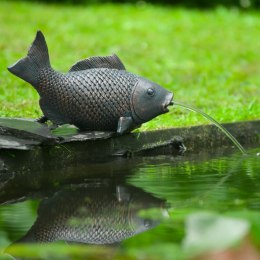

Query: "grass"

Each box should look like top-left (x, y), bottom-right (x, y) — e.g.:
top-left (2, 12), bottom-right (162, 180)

top-left (0, 1), bottom-right (259, 130)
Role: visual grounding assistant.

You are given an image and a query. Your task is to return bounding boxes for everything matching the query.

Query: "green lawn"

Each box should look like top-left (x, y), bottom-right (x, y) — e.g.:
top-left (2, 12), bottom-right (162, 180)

top-left (0, 1), bottom-right (259, 130)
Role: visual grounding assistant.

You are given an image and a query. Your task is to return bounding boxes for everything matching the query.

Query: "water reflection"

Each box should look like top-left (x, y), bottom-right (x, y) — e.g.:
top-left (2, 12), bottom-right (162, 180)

top-left (0, 147), bottom-right (259, 259)
top-left (128, 148), bottom-right (260, 211)
top-left (14, 184), bottom-right (165, 244)
top-left (0, 157), bottom-right (140, 205)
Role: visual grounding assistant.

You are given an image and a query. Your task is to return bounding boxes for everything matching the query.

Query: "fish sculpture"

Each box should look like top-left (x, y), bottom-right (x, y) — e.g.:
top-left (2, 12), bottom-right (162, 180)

top-left (8, 31), bottom-right (173, 134)
top-left (15, 185), bottom-right (166, 244)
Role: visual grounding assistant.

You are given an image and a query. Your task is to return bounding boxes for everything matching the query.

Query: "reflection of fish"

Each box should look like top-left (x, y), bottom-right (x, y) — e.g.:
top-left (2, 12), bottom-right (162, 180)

top-left (8, 31), bottom-right (173, 134)
top-left (17, 185), bottom-right (165, 244)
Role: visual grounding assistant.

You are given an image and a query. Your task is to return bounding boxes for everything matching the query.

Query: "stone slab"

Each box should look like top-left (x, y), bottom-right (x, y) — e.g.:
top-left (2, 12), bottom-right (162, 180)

top-left (0, 118), bottom-right (259, 153)
top-left (0, 118), bottom-right (115, 149)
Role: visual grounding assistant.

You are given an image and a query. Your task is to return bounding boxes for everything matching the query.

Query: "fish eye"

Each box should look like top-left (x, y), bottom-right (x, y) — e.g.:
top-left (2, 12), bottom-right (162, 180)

top-left (147, 88), bottom-right (155, 97)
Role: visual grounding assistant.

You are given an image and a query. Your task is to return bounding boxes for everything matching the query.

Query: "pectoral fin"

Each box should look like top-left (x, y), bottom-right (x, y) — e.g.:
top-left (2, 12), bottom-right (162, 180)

top-left (117, 117), bottom-right (138, 135)
top-left (116, 186), bottom-right (130, 202)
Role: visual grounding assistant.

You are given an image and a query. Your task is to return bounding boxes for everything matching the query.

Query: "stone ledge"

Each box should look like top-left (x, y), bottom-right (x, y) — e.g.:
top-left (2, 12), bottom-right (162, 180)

top-left (0, 118), bottom-right (259, 164)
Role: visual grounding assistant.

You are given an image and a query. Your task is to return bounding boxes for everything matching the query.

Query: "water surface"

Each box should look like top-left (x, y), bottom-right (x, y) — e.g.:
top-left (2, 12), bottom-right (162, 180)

top-left (0, 147), bottom-right (259, 259)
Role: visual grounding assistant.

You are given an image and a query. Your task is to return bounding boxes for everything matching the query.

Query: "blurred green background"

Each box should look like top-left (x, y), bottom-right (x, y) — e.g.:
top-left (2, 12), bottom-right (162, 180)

top-left (0, 0), bottom-right (259, 130)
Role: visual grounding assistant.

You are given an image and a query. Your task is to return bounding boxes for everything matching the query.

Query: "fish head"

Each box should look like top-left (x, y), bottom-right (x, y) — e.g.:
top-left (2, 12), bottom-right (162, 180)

top-left (128, 190), bottom-right (168, 235)
top-left (131, 77), bottom-right (173, 124)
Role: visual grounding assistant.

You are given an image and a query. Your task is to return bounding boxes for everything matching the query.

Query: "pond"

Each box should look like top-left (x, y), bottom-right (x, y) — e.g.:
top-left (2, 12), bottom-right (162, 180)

top-left (0, 146), bottom-right (259, 259)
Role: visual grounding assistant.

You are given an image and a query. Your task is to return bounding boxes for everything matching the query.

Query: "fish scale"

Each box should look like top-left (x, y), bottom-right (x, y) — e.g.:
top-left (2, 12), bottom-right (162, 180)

top-left (65, 69), bottom-right (133, 128)
top-left (34, 192), bottom-right (136, 244)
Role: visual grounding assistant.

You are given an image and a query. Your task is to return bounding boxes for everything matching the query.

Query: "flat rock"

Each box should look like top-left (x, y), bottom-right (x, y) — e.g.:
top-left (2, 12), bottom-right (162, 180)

top-left (0, 135), bottom-right (40, 150)
top-left (0, 118), bottom-right (114, 149)
top-left (52, 125), bottom-right (114, 143)
top-left (0, 117), bottom-right (56, 146)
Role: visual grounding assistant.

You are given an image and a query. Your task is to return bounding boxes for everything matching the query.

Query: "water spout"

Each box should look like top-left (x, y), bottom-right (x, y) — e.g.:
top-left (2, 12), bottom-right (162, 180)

top-left (173, 101), bottom-right (247, 155)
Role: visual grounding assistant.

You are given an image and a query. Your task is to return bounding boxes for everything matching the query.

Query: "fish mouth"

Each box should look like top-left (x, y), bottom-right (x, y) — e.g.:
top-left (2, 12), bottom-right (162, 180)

top-left (162, 92), bottom-right (174, 113)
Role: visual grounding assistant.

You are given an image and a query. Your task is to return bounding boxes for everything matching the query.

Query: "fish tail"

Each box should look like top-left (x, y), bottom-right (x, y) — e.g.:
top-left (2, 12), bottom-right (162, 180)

top-left (8, 30), bottom-right (51, 87)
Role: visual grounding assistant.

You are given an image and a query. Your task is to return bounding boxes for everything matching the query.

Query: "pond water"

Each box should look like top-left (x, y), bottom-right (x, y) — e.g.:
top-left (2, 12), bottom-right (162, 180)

top-left (0, 146), bottom-right (259, 259)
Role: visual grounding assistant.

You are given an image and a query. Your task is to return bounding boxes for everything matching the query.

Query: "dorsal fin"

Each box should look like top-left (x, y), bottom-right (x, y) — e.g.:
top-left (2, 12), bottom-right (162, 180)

top-left (68, 54), bottom-right (126, 72)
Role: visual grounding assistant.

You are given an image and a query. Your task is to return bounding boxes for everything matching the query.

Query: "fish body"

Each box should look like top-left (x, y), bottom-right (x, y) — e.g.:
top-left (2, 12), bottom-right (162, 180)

top-left (8, 31), bottom-right (173, 134)
top-left (37, 67), bottom-right (137, 131)
top-left (17, 186), bottom-right (165, 244)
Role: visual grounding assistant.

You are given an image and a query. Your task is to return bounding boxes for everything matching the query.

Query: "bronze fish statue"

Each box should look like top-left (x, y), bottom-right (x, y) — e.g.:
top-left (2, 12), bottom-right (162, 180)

top-left (15, 185), bottom-right (166, 244)
top-left (8, 31), bottom-right (173, 134)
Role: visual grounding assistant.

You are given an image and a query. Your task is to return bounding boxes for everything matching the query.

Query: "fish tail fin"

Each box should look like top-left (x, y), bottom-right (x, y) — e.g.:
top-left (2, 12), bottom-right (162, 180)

top-left (8, 30), bottom-right (51, 87)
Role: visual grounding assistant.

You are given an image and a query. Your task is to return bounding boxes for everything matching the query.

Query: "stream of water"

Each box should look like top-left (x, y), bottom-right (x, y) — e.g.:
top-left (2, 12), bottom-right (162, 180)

top-left (173, 101), bottom-right (247, 155)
